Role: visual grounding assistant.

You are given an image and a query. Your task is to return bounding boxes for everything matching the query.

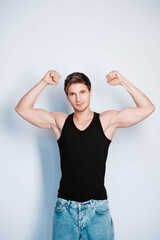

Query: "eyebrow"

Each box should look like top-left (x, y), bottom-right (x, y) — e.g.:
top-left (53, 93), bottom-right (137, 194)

top-left (68, 90), bottom-right (86, 94)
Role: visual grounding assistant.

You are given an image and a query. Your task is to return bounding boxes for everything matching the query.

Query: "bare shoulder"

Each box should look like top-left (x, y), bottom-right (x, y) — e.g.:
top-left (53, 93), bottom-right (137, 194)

top-left (99, 110), bottom-right (119, 141)
top-left (50, 112), bottom-right (68, 140)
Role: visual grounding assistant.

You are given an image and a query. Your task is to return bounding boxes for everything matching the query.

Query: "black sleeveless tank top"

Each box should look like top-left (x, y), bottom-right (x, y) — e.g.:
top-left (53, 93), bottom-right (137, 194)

top-left (56, 111), bottom-right (112, 202)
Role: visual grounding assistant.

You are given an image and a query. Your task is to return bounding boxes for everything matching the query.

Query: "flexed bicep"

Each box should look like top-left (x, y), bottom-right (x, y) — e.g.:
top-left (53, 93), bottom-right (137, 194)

top-left (111, 107), bottom-right (155, 129)
top-left (15, 108), bottom-right (56, 129)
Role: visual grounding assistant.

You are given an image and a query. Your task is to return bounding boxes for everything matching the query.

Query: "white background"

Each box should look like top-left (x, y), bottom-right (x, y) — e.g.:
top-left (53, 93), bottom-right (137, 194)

top-left (0, 0), bottom-right (159, 239)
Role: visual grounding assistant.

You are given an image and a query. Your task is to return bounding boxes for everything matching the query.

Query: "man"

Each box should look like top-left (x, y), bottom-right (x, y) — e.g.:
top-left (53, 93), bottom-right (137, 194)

top-left (15, 70), bottom-right (156, 240)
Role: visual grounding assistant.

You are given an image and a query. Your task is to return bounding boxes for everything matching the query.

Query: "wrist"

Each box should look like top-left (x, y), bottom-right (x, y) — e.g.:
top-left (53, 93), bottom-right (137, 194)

top-left (119, 77), bottom-right (129, 87)
top-left (40, 78), bottom-right (49, 87)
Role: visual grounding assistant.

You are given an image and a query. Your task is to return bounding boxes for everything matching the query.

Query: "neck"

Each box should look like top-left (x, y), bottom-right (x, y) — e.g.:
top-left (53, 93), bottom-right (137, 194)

top-left (73, 109), bottom-right (94, 122)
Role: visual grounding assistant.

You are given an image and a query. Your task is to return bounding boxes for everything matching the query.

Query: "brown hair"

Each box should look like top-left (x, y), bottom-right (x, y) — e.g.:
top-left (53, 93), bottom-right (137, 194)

top-left (64, 72), bottom-right (92, 95)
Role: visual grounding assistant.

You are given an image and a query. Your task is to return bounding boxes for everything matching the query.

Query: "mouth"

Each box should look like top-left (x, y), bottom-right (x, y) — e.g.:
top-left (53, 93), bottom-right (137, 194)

top-left (76, 103), bottom-right (84, 107)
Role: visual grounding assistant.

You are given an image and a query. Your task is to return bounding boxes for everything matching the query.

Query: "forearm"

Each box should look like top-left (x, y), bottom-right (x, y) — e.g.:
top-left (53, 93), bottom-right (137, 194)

top-left (15, 78), bottom-right (48, 110)
top-left (120, 78), bottom-right (156, 110)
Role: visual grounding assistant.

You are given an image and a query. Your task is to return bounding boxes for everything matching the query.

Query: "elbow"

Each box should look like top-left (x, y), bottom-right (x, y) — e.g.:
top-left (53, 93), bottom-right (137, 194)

top-left (14, 106), bottom-right (22, 113)
top-left (151, 106), bottom-right (156, 111)
top-left (15, 106), bottom-right (20, 112)
top-left (148, 106), bottom-right (156, 114)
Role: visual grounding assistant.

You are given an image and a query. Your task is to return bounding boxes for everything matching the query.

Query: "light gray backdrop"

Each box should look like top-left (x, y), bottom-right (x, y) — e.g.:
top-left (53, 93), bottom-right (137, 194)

top-left (0, 0), bottom-right (159, 240)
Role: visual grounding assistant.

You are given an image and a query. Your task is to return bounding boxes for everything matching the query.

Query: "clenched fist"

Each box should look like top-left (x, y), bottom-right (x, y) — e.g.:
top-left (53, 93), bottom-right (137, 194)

top-left (42, 70), bottom-right (62, 85)
top-left (106, 70), bottom-right (127, 86)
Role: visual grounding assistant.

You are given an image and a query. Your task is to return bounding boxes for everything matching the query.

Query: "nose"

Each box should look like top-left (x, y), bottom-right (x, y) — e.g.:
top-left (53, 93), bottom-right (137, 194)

top-left (76, 95), bottom-right (81, 102)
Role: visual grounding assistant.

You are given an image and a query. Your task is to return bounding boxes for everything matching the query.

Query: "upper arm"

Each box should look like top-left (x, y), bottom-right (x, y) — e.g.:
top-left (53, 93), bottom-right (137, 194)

top-left (111, 107), bottom-right (156, 129)
top-left (15, 107), bottom-right (57, 129)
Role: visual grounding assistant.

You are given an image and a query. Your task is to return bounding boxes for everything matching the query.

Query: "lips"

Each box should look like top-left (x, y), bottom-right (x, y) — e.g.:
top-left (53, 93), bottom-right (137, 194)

top-left (76, 103), bottom-right (84, 107)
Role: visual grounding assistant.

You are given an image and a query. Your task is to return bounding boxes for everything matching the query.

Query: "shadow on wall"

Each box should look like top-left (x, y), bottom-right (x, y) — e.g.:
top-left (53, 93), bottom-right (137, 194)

top-left (32, 132), bottom-right (62, 240)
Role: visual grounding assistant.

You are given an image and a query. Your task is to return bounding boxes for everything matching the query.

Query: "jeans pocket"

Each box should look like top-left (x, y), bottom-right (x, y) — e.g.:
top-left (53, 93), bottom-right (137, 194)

top-left (54, 199), bottom-right (66, 213)
top-left (95, 200), bottom-right (110, 215)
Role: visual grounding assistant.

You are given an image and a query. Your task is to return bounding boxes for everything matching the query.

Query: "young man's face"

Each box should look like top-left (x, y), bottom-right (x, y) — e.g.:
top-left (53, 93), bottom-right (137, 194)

top-left (66, 83), bottom-right (92, 111)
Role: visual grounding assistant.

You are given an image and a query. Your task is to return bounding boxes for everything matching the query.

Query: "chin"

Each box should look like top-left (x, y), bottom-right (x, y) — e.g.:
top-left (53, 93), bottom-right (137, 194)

top-left (80, 106), bottom-right (88, 112)
top-left (74, 105), bottom-right (85, 111)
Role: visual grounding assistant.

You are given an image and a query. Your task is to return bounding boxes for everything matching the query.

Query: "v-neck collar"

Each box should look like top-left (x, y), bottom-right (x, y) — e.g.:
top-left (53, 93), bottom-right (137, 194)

top-left (71, 111), bottom-right (95, 133)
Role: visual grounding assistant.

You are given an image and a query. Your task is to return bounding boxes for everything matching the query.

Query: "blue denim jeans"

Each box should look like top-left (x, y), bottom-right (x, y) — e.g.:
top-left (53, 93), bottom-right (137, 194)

top-left (52, 197), bottom-right (114, 240)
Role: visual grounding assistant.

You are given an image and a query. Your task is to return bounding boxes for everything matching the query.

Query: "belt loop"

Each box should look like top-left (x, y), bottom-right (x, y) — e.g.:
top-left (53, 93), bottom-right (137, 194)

top-left (90, 200), bottom-right (93, 209)
top-left (67, 200), bottom-right (70, 208)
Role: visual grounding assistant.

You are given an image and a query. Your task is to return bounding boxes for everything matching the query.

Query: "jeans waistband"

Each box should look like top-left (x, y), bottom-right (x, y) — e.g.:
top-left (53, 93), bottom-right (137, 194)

top-left (57, 197), bottom-right (108, 209)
